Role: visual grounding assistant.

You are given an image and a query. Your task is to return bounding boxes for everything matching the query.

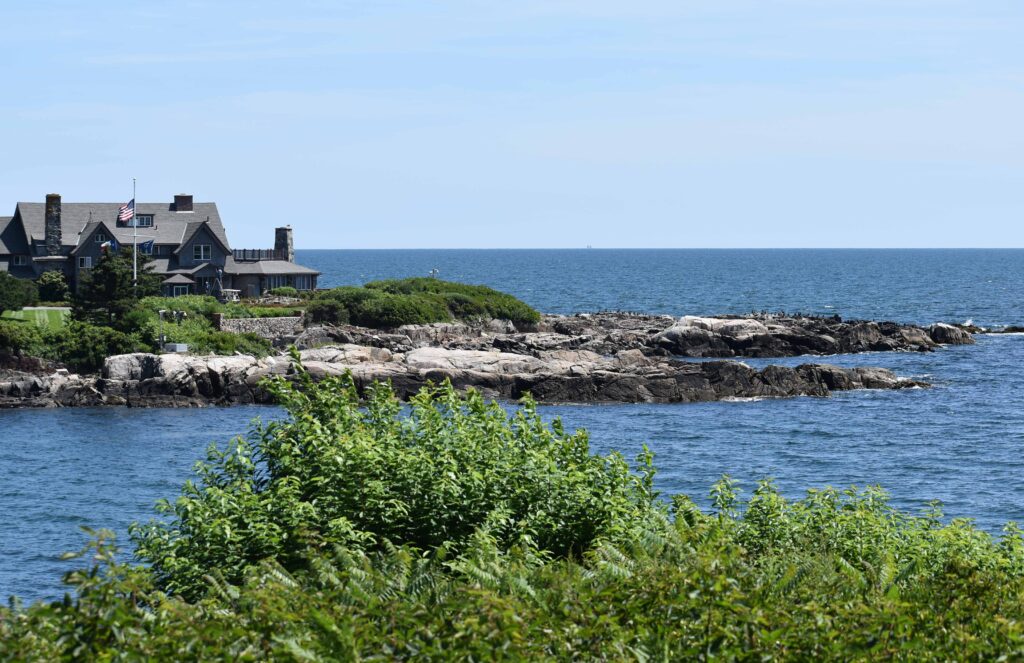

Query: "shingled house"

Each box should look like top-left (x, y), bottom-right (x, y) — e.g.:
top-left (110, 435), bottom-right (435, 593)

top-left (0, 193), bottom-right (319, 297)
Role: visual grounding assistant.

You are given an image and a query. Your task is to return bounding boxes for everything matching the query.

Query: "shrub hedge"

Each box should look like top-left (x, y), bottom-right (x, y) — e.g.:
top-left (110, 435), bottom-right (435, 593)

top-left (309, 278), bottom-right (540, 329)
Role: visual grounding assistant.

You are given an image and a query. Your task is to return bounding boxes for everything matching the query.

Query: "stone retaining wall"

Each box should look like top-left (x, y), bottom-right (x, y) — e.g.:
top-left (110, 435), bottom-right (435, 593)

top-left (215, 315), bottom-right (304, 339)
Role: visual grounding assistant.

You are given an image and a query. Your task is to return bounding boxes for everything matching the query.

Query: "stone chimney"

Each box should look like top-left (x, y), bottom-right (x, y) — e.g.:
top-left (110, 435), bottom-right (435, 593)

top-left (274, 226), bottom-right (294, 262)
top-left (44, 193), bottom-right (62, 255)
top-left (174, 194), bottom-right (193, 212)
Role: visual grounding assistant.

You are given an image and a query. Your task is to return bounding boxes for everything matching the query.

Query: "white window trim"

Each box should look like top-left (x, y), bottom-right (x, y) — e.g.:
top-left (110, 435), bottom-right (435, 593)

top-left (193, 244), bottom-right (212, 261)
top-left (78, 256), bottom-right (92, 269)
top-left (135, 215), bottom-right (153, 227)
top-left (12, 255), bottom-right (28, 266)
top-left (94, 232), bottom-right (108, 243)
top-left (172, 285), bottom-right (190, 297)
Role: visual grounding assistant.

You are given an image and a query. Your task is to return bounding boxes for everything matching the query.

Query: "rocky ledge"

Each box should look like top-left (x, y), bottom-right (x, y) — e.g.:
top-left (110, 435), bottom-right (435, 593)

top-left (0, 345), bottom-right (925, 408)
top-left (288, 312), bottom-right (974, 359)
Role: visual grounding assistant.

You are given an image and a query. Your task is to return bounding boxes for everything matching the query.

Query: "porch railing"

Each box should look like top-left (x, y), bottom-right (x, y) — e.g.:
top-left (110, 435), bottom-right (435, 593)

top-left (232, 248), bottom-right (287, 262)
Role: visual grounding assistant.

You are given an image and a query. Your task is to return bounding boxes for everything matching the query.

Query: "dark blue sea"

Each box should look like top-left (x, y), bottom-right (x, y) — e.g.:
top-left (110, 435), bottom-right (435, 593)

top-left (3, 249), bottom-right (1024, 603)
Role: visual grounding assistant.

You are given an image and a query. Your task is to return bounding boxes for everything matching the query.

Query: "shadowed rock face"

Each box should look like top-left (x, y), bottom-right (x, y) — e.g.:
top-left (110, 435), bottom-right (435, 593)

top-left (0, 345), bottom-right (925, 409)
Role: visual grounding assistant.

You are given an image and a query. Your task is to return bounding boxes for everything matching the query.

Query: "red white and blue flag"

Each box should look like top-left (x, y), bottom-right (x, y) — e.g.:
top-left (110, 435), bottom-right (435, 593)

top-left (117, 199), bottom-right (135, 224)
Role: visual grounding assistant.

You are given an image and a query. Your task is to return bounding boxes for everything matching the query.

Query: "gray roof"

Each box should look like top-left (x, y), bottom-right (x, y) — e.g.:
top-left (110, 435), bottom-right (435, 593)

top-left (147, 258), bottom-right (171, 273)
top-left (173, 220), bottom-right (230, 256)
top-left (162, 274), bottom-right (195, 285)
top-left (225, 257), bottom-right (319, 276)
top-left (0, 216), bottom-right (29, 255)
top-left (14, 202), bottom-right (230, 250)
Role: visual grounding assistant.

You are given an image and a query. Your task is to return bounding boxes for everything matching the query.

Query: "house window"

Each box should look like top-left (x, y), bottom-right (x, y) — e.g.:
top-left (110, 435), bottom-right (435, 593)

top-left (295, 275), bottom-right (311, 290)
top-left (78, 256), bottom-right (92, 269)
top-left (94, 232), bottom-right (108, 243)
top-left (12, 255), bottom-right (28, 266)
top-left (266, 275), bottom-right (288, 290)
top-left (172, 285), bottom-right (190, 297)
top-left (135, 215), bottom-right (153, 227)
top-left (193, 244), bottom-right (212, 261)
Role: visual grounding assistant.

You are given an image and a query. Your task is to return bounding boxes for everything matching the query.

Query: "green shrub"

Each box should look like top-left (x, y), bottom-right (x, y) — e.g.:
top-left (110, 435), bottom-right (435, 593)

top-left (305, 299), bottom-right (349, 325)
top-left (0, 272), bottom-right (39, 313)
top-left (203, 331), bottom-right (272, 357)
top-left (35, 271), bottom-right (69, 303)
top-left (0, 319), bottom-right (46, 357)
top-left (351, 292), bottom-right (450, 328)
top-left (131, 360), bottom-right (660, 599)
top-left (317, 285), bottom-right (381, 308)
top-left (310, 279), bottom-right (539, 329)
top-left (155, 315), bottom-right (271, 357)
top-left (440, 292), bottom-right (488, 318)
top-left (268, 286), bottom-right (298, 297)
top-left (366, 277), bottom-right (540, 326)
top-left (138, 295), bottom-right (222, 318)
top-left (53, 321), bottom-right (141, 372)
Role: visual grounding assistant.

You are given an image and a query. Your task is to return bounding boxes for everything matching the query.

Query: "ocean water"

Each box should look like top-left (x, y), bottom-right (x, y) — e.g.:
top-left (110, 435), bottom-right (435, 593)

top-left (2, 249), bottom-right (1023, 603)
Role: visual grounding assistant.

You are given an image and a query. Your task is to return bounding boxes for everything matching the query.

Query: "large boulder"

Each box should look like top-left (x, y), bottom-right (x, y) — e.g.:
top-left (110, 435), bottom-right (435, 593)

top-left (928, 323), bottom-right (975, 345)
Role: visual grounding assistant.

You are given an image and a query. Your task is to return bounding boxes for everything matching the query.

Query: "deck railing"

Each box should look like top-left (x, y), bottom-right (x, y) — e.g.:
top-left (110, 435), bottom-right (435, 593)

top-left (232, 248), bottom-right (287, 262)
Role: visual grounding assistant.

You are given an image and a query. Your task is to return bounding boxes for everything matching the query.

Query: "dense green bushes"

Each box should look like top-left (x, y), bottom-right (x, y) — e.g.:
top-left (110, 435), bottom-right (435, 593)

top-left (308, 278), bottom-right (540, 329)
top-left (0, 272), bottom-right (38, 313)
top-left (51, 322), bottom-right (140, 373)
top-left (0, 318), bottom-right (140, 372)
top-left (3, 367), bottom-right (1024, 658)
top-left (35, 271), bottom-right (69, 304)
top-left (0, 319), bottom-right (46, 357)
top-left (131, 364), bottom-right (659, 600)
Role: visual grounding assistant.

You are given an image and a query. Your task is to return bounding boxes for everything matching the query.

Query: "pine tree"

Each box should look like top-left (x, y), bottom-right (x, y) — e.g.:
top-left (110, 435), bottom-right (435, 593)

top-left (73, 249), bottom-right (161, 326)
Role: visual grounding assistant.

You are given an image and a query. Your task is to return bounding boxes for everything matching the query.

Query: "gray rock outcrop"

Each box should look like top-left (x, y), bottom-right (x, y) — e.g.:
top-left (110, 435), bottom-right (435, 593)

top-left (0, 311), bottom-right (971, 409)
top-left (0, 345), bottom-right (925, 409)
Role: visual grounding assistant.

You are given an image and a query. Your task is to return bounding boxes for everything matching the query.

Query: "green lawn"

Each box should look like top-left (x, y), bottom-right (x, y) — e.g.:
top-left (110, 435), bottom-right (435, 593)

top-left (0, 307), bottom-right (70, 329)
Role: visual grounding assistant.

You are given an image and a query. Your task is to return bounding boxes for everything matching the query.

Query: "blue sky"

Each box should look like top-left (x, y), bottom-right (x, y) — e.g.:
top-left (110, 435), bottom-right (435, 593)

top-left (1, 1), bottom-right (1021, 248)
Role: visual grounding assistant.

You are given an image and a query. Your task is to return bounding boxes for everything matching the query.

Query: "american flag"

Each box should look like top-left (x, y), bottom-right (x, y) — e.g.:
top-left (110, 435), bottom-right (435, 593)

top-left (117, 199), bottom-right (135, 223)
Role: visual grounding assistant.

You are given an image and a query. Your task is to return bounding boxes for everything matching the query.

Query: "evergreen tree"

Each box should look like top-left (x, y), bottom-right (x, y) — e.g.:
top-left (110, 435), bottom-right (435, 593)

top-left (36, 270), bottom-right (70, 303)
top-left (73, 249), bottom-right (161, 326)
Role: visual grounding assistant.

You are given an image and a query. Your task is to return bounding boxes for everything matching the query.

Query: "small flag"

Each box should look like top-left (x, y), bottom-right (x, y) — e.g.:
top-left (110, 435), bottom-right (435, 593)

top-left (117, 199), bottom-right (135, 224)
top-left (100, 239), bottom-right (121, 253)
top-left (139, 240), bottom-right (154, 254)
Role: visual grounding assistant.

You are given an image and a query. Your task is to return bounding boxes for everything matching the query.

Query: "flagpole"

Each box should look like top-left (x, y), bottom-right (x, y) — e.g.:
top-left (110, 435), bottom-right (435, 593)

top-left (132, 177), bottom-right (138, 293)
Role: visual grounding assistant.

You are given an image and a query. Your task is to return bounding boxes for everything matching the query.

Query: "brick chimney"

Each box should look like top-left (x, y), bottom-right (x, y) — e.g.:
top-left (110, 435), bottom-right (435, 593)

top-left (44, 193), bottom-right (62, 255)
top-left (274, 226), bottom-right (294, 262)
top-left (173, 194), bottom-right (193, 212)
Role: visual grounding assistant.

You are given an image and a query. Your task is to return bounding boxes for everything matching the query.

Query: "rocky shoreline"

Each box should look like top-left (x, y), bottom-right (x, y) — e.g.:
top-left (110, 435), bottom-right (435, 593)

top-left (0, 312), bottom-right (972, 408)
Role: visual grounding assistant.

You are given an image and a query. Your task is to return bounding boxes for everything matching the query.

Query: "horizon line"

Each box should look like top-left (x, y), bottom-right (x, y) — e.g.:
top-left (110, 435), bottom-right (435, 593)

top-left (293, 246), bottom-right (1024, 251)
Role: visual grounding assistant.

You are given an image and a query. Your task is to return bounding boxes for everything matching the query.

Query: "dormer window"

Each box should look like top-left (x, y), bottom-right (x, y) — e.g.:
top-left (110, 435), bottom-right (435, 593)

top-left (135, 215), bottom-right (153, 228)
top-left (193, 244), bottom-right (212, 261)
top-left (94, 231), bottom-right (108, 243)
